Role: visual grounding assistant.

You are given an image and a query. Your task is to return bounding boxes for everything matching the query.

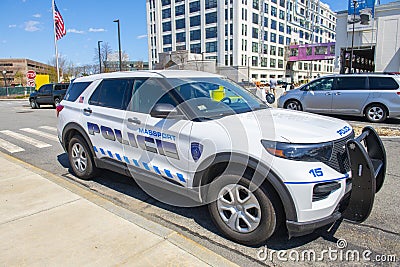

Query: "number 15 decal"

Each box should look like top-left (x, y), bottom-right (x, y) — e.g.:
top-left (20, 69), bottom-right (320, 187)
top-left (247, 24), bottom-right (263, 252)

top-left (309, 168), bottom-right (324, 177)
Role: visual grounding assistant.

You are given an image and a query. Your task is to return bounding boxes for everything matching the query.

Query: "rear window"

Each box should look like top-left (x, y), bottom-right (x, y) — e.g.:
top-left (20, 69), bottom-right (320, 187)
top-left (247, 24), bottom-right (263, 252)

top-left (54, 84), bottom-right (69, 90)
top-left (336, 77), bottom-right (367, 90)
top-left (369, 77), bottom-right (399, 90)
top-left (64, 82), bottom-right (92, 102)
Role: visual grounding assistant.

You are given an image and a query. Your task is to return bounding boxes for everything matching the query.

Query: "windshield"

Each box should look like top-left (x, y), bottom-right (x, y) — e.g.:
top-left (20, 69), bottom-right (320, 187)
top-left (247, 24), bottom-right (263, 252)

top-left (166, 77), bottom-right (268, 120)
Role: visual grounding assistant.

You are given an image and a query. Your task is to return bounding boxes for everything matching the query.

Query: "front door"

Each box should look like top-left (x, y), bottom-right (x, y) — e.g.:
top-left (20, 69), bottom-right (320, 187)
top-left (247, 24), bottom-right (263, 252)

top-left (123, 78), bottom-right (192, 188)
top-left (301, 77), bottom-right (335, 114)
top-left (36, 84), bottom-right (52, 104)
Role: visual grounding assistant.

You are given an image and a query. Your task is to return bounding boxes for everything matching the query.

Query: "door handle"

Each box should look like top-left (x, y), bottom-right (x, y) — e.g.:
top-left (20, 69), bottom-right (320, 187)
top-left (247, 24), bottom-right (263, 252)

top-left (127, 117), bottom-right (141, 125)
top-left (83, 108), bottom-right (92, 114)
top-left (334, 92), bottom-right (341, 96)
top-left (325, 92), bottom-right (332, 96)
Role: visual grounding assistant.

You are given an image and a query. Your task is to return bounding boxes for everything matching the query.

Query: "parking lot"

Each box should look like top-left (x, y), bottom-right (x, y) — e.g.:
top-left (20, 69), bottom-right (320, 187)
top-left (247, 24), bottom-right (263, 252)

top-left (0, 100), bottom-right (398, 266)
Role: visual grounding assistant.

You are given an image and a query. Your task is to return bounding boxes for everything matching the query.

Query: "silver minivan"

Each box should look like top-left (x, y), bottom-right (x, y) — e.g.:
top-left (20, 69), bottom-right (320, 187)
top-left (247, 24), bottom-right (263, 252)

top-left (277, 74), bottom-right (400, 122)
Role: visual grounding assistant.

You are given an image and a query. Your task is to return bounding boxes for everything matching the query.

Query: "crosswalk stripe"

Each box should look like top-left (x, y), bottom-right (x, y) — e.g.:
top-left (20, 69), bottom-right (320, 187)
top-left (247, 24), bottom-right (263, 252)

top-left (0, 130), bottom-right (51, 148)
top-left (0, 138), bottom-right (24, 153)
top-left (20, 128), bottom-right (59, 142)
top-left (39, 126), bottom-right (57, 132)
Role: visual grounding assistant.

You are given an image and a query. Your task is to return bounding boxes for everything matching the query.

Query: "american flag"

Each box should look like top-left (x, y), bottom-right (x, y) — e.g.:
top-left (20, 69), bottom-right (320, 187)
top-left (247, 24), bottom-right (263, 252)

top-left (54, 1), bottom-right (66, 40)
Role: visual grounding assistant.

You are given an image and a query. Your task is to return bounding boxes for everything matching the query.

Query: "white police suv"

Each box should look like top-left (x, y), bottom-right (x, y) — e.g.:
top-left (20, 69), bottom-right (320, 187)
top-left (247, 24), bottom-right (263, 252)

top-left (57, 71), bottom-right (386, 246)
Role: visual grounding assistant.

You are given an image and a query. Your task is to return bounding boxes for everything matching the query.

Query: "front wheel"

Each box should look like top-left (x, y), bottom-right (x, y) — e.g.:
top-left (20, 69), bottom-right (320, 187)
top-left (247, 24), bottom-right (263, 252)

top-left (53, 97), bottom-right (61, 107)
top-left (208, 175), bottom-right (278, 246)
top-left (30, 99), bottom-right (39, 109)
top-left (284, 100), bottom-right (302, 111)
top-left (365, 104), bottom-right (387, 123)
top-left (68, 135), bottom-right (97, 180)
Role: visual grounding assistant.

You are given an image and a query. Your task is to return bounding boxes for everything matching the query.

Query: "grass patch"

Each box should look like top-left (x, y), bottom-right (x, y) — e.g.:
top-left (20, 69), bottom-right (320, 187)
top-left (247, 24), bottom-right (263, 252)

top-left (352, 125), bottom-right (400, 137)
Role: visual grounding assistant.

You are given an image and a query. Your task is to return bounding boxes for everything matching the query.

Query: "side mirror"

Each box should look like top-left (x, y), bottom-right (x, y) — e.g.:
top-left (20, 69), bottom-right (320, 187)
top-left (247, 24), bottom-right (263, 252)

top-left (150, 103), bottom-right (178, 119)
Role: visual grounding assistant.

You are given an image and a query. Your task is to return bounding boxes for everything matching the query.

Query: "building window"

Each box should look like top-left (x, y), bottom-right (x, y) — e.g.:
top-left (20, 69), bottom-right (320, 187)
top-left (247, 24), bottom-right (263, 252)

top-left (252, 27), bottom-right (258, 39)
top-left (176, 45), bottom-right (186, 51)
top-left (190, 43), bottom-right (201, 54)
top-left (162, 22), bottom-right (171, 32)
top-left (271, 20), bottom-right (276, 30)
top-left (271, 6), bottom-right (277, 17)
top-left (279, 35), bottom-right (284, 44)
top-left (176, 32), bottom-right (186, 43)
top-left (252, 13), bottom-right (259, 24)
top-left (252, 56), bottom-right (258, 66)
top-left (286, 37), bottom-right (291, 45)
top-left (270, 45), bottom-right (276, 55)
top-left (190, 29), bottom-right (201, 41)
top-left (189, 1), bottom-right (200, 13)
top-left (270, 33), bottom-right (276, 43)
top-left (206, 12), bottom-right (218, 24)
top-left (279, 22), bottom-right (284, 32)
top-left (162, 8), bottom-right (171, 19)
top-left (253, 0), bottom-right (259, 10)
top-left (278, 47), bottom-right (284, 57)
top-left (270, 58), bottom-right (276, 68)
top-left (252, 42), bottom-right (258, 53)
top-left (163, 34), bottom-right (172, 45)
top-left (279, 0), bottom-right (285, 7)
top-left (161, 0), bottom-right (171, 6)
top-left (206, 27), bottom-right (217, 38)
top-left (263, 44), bottom-right (268, 54)
top-left (279, 10), bottom-right (285, 20)
top-left (264, 17), bottom-right (268, 27)
top-left (176, 18), bottom-right (185, 29)
top-left (264, 31), bottom-right (268, 41)
top-left (205, 0), bottom-right (217, 9)
top-left (175, 4), bottom-right (185, 16)
top-left (286, 25), bottom-right (291, 34)
top-left (163, 47), bottom-right (172, 52)
top-left (190, 15), bottom-right (201, 27)
top-left (206, 41), bottom-right (218, 52)
top-left (261, 57), bottom-right (268, 67)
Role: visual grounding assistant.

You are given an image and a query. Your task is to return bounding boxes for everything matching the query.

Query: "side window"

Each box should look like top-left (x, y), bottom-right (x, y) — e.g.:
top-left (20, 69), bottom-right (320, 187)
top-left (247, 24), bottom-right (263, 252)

top-left (369, 77), bottom-right (399, 90)
top-left (130, 79), bottom-right (177, 114)
top-left (308, 78), bottom-right (334, 91)
top-left (336, 77), bottom-right (367, 90)
top-left (43, 85), bottom-right (52, 94)
top-left (65, 82), bottom-right (92, 101)
top-left (89, 79), bottom-right (132, 110)
top-left (39, 84), bottom-right (50, 93)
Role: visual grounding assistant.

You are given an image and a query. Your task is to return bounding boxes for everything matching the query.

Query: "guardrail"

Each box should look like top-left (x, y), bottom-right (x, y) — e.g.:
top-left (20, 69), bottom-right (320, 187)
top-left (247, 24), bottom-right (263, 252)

top-left (0, 87), bottom-right (35, 97)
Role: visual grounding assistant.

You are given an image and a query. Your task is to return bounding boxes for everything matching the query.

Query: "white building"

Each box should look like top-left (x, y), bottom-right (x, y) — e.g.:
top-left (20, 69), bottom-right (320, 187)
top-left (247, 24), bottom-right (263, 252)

top-left (335, 1), bottom-right (400, 73)
top-left (146, 0), bottom-right (337, 82)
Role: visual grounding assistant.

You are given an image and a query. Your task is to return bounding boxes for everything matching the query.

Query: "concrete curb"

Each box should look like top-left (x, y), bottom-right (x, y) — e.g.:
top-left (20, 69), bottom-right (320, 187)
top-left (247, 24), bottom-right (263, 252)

top-left (0, 152), bottom-right (238, 267)
top-left (0, 98), bottom-right (28, 101)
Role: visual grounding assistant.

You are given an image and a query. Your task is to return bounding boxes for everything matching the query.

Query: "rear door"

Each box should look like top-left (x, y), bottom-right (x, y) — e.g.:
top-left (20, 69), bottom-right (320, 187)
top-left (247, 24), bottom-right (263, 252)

top-left (301, 77), bottom-right (334, 113)
top-left (368, 76), bottom-right (400, 113)
top-left (332, 76), bottom-right (369, 115)
top-left (81, 78), bottom-right (133, 163)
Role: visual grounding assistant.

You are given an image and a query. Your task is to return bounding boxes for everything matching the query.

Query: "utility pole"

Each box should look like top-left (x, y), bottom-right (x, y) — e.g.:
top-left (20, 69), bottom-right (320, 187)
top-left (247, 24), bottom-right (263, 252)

top-left (114, 19), bottom-right (122, 71)
top-left (349, 0), bottom-right (357, 73)
top-left (98, 41), bottom-right (103, 74)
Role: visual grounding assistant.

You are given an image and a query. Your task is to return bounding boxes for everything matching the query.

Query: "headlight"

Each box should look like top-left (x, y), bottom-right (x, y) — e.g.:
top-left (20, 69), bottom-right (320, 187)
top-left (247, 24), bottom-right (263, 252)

top-left (261, 140), bottom-right (333, 162)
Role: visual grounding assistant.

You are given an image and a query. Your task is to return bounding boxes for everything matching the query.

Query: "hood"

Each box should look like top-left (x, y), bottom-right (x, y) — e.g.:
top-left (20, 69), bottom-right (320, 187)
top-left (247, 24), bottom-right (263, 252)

top-left (230, 108), bottom-right (352, 144)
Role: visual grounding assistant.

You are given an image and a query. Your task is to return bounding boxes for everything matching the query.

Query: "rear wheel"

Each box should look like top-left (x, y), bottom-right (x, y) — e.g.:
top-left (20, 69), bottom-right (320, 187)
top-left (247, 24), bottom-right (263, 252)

top-left (208, 174), bottom-right (278, 246)
top-left (68, 135), bottom-right (97, 180)
top-left (284, 100), bottom-right (302, 111)
top-left (365, 104), bottom-right (387, 123)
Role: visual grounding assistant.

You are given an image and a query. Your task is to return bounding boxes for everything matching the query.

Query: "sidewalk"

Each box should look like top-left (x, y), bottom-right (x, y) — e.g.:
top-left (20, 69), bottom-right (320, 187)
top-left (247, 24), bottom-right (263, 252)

top-left (0, 152), bottom-right (237, 267)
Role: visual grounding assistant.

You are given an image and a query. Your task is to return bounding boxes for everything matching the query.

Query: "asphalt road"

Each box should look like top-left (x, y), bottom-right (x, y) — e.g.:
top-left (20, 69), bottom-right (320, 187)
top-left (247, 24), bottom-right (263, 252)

top-left (0, 100), bottom-right (398, 266)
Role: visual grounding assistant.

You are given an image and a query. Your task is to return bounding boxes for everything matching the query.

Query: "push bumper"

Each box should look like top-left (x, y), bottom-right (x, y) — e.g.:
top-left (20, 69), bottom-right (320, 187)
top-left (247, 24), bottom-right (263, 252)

top-left (286, 126), bottom-right (386, 237)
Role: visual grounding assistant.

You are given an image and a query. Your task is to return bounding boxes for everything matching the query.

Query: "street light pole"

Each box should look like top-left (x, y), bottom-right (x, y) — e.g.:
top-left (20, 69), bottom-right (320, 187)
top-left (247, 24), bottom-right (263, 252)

top-left (98, 40), bottom-right (103, 74)
top-left (113, 19), bottom-right (122, 72)
top-left (349, 0), bottom-right (357, 73)
top-left (248, 56), bottom-right (251, 83)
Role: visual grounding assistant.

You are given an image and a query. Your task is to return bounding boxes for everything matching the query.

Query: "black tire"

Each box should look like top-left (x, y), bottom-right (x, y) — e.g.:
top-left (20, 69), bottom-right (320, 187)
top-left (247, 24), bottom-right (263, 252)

top-left (53, 97), bottom-right (61, 107)
top-left (30, 99), bottom-right (39, 109)
top-left (68, 135), bottom-right (97, 180)
top-left (364, 104), bottom-right (387, 123)
top-left (207, 174), bottom-right (279, 246)
top-left (284, 100), bottom-right (302, 111)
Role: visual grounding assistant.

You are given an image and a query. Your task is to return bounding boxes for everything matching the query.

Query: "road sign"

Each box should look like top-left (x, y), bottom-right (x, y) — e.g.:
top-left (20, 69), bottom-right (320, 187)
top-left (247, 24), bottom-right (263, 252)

top-left (27, 80), bottom-right (35, 87)
top-left (26, 70), bottom-right (36, 80)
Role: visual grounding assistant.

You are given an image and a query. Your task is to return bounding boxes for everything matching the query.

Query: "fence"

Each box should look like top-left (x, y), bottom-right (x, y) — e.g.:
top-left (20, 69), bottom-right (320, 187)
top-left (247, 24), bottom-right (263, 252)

top-left (0, 87), bottom-right (35, 97)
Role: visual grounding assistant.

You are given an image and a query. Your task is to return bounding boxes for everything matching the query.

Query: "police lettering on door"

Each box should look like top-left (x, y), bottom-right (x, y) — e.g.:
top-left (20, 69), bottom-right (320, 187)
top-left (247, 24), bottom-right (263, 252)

top-left (87, 122), bottom-right (179, 159)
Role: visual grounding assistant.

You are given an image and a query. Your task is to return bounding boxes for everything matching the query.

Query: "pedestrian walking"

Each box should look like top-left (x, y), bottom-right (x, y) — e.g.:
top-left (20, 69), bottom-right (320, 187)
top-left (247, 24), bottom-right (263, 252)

top-left (269, 76), bottom-right (277, 98)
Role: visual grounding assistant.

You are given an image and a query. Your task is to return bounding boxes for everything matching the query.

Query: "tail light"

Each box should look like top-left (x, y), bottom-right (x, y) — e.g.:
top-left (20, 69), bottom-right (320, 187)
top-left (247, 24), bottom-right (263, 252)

top-left (56, 104), bottom-right (64, 117)
top-left (397, 92), bottom-right (400, 95)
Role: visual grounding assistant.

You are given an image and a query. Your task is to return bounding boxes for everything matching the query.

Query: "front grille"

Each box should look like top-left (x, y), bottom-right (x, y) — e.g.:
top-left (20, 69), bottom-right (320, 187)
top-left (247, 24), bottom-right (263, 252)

top-left (322, 132), bottom-right (355, 174)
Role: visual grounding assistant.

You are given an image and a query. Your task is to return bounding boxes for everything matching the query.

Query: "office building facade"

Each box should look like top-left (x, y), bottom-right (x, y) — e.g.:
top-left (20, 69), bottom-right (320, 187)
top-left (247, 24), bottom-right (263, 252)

top-left (146, 0), bottom-right (336, 82)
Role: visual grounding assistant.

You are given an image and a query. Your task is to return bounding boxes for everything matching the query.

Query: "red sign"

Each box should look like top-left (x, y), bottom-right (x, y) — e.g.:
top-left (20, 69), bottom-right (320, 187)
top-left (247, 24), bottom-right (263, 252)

top-left (26, 70), bottom-right (36, 79)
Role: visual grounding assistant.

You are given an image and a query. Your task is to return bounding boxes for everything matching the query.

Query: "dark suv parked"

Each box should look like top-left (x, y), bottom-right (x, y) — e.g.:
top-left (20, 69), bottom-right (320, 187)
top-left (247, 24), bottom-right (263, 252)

top-left (29, 83), bottom-right (69, 109)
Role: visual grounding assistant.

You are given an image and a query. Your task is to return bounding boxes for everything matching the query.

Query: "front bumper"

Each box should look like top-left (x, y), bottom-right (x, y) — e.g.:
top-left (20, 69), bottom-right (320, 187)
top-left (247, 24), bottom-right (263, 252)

top-left (286, 126), bottom-right (386, 237)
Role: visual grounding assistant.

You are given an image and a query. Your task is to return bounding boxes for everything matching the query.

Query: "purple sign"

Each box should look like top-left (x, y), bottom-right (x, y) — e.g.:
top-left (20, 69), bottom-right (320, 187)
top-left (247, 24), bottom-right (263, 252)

top-left (288, 42), bottom-right (336, 62)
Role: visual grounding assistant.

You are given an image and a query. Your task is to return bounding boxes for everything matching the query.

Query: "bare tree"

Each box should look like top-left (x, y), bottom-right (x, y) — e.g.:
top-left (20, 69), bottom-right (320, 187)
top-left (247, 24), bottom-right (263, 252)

top-left (14, 71), bottom-right (24, 86)
top-left (93, 42), bottom-right (113, 73)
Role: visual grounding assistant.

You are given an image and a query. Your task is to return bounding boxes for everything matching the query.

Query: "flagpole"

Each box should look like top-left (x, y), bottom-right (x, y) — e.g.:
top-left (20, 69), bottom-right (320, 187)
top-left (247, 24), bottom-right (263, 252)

top-left (52, 0), bottom-right (60, 82)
